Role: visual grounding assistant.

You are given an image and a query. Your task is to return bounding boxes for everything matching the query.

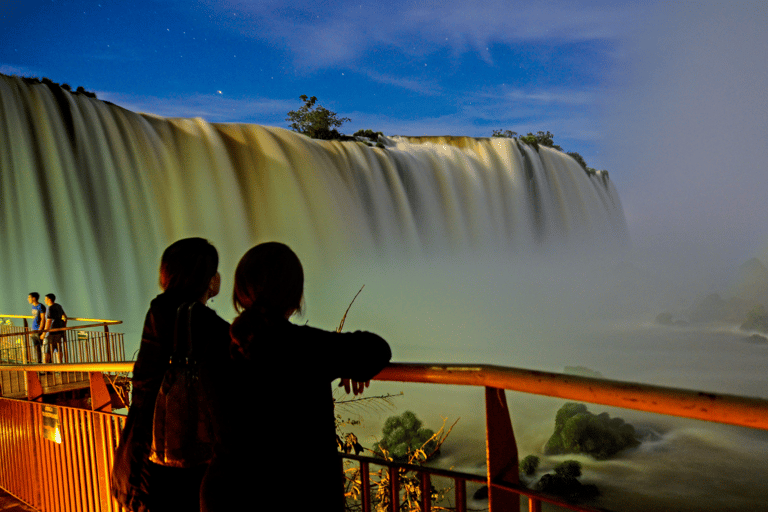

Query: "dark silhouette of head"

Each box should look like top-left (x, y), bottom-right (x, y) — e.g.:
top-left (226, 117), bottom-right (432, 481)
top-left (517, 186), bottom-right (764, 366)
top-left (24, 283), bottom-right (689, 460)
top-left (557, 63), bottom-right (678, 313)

top-left (159, 238), bottom-right (219, 301)
top-left (232, 242), bottom-right (304, 318)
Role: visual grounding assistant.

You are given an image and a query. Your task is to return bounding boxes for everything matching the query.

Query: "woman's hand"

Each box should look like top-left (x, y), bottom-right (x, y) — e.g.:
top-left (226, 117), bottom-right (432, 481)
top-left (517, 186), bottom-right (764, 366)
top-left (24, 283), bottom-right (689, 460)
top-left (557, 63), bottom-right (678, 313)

top-left (339, 378), bottom-right (370, 396)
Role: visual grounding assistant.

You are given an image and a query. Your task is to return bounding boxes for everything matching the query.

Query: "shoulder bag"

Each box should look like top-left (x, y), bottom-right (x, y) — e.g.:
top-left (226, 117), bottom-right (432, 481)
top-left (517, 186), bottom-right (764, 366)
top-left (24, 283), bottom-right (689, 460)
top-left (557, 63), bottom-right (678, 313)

top-left (149, 302), bottom-right (213, 467)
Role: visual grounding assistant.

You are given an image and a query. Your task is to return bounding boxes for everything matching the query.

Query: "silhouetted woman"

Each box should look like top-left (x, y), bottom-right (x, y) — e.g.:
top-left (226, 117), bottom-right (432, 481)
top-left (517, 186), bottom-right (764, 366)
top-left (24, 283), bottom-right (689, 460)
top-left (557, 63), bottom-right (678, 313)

top-left (200, 242), bottom-right (391, 512)
top-left (112, 238), bottom-right (231, 511)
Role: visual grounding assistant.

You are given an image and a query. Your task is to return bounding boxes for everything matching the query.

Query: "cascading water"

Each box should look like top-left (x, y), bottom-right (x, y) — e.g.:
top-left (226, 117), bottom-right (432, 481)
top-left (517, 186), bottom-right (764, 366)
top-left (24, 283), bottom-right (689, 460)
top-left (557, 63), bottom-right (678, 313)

top-left (0, 72), bottom-right (627, 338)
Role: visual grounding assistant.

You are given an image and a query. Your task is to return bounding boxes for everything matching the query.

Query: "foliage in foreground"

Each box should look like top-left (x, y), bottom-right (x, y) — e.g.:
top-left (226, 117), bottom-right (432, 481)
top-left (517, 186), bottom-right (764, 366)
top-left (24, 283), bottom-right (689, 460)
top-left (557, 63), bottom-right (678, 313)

top-left (374, 410), bottom-right (439, 462)
top-left (333, 291), bottom-right (459, 512)
top-left (342, 413), bottom-right (458, 512)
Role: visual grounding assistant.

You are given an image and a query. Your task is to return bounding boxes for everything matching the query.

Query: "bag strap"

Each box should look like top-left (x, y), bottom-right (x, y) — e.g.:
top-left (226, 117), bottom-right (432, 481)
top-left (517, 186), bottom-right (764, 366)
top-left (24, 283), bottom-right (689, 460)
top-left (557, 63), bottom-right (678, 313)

top-left (172, 302), bottom-right (197, 363)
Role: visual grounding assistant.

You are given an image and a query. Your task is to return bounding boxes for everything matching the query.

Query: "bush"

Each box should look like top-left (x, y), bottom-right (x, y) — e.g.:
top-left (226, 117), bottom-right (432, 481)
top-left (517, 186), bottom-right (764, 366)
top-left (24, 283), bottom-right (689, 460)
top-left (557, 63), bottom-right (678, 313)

top-left (517, 131), bottom-right (562, 151)
top-left (520, 455), bottom-right (540, 476)
top-left (376, 411), bottom-right (438, 462)
top-left (345, 414), bottom-right (456, 512)
top-left (544, 403), bottom-right (640, 459)
top-left (353, 129), bottom-right (383, 141)
top-left (534, 460), bottom-right (598, 502)
top-left (554, 460), bottom-right (582, 479)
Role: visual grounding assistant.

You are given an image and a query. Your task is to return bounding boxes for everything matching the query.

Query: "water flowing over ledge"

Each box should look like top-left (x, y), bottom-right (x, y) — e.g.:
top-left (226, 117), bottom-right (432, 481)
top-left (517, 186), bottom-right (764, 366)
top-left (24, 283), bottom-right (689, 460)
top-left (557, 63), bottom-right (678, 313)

top-left (0, 73), bottom-right (628, 330)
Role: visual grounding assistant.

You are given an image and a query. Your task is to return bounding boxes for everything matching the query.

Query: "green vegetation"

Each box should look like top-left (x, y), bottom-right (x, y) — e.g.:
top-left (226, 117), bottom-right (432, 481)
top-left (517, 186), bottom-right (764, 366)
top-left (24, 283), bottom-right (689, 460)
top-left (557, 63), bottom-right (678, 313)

top-left (375, 410), bottom-right (438, 462)
top-left (286, 95), bottom-right (351, 140)
top-left (19, 75), bottom-right (97, 98)
top-left (520, 454), bottom-right (540, 476)
top-left (533, 460), bottom-right (599, 502)
top-left (353, 129), bottom-right (386, 148)
top-left (544, 403), bottom-right (640, 459)
top-left (567, 152), bottom-right (588, 169)
top-left (553, 460), bottom-right (582, 479)
top-left (353, 129), bottom-right (383, 141)
top-left (492, 129), bottom-right (607, 178)
top-left (493, 129), bottom-right (561, 150)
top-left (344, 411), bottom-right (456, 512)
top-left (520, 130), bottom-right (562, 151)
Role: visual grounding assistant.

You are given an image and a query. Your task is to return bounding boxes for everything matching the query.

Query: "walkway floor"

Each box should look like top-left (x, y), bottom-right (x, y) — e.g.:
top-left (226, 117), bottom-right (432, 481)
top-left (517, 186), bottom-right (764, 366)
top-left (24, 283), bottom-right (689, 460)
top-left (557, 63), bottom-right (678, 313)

top-left (0, 489), bottom-right (36, 512)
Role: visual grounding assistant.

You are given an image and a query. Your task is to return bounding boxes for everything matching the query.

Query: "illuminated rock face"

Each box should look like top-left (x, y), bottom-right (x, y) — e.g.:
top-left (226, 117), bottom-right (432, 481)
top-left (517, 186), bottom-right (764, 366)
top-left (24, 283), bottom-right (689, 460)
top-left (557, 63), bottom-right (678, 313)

top-left (0, 73), bottom-right (628, 334)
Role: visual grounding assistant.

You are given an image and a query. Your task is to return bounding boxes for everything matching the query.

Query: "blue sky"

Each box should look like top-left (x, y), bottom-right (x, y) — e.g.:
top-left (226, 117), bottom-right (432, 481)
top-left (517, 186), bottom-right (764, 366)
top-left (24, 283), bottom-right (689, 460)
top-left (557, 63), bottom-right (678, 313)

top-left (3, 0), bottom-right (768, 270)
top-left (1, 0), bottom-right (637, 166)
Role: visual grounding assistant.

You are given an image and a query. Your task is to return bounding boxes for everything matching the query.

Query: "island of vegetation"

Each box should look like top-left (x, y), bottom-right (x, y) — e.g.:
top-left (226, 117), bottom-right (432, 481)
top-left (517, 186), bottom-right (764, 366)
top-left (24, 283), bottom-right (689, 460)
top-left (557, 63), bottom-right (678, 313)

top-left (544, 402), bottom-right (640, 459)
top-left (529, 458), bottom-right (599, 503)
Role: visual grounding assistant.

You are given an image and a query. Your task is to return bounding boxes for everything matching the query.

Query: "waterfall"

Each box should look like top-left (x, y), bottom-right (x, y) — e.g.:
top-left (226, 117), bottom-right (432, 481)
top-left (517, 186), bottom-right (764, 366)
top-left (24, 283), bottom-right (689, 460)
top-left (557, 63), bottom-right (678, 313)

top-left (0, 74), bottom-right (628, 343)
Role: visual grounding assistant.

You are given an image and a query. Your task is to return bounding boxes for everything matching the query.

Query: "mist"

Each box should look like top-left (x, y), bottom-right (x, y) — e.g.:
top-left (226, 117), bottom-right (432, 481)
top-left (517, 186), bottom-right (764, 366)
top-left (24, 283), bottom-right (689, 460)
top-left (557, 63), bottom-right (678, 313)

top-left (601, 1), bottom-right (768, 291)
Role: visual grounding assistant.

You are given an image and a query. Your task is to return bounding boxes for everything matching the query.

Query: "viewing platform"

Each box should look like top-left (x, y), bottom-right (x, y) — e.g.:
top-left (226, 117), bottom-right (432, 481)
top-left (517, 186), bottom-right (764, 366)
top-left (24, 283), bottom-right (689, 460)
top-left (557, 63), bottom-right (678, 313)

top-left (0, 315), bottom-right (128, 410)
top-left (2, 312), bottom-right (768, 511)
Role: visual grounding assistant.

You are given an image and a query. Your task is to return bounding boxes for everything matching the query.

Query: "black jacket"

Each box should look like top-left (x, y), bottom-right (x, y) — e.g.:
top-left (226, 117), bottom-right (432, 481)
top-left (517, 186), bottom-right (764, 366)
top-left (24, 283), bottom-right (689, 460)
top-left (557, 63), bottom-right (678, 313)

top-left (111, 292), bottom-right (230, 511)
top-left (200, 317), bottom-right (391, 512)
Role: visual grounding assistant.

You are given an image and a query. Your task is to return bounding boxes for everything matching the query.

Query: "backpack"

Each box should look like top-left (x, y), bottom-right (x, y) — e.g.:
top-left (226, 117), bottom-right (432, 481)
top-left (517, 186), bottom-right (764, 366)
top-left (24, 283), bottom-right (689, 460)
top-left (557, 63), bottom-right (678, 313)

top-left (148, 302), bottom-right (213, 467)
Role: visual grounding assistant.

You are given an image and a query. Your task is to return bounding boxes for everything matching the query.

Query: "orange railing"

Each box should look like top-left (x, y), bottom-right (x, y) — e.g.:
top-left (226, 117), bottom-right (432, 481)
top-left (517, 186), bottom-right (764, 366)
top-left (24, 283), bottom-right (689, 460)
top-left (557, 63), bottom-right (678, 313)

top-left (1, 361), bottom-right (768, 511)
top-left (0, 316), bottom-right (125, 404)
top-left (0, 395), bottom-right (125, 512)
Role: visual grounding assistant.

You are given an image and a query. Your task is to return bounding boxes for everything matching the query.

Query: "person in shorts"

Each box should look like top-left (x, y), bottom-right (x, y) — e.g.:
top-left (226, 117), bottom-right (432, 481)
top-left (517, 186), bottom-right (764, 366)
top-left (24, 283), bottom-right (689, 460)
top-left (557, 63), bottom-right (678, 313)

top-left (27, 292), bottom-right (46, 363)
top-left (42, 294), bottom-right (67, 363)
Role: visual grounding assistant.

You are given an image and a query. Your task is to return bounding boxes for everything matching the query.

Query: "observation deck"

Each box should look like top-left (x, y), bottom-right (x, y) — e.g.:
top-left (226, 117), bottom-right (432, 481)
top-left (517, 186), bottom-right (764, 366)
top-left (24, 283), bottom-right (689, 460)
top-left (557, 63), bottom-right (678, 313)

top-left (0, 315), bottom-right (128, 410)
top-left (1, 313), bottom-right (768, 511)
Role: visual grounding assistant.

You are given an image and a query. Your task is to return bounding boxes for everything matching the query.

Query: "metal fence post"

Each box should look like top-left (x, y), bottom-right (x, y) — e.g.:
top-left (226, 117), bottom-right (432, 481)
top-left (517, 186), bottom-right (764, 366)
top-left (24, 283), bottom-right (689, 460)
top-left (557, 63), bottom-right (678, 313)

top-left (104, 324), bottom-right (112, 362)
top-left (89, 372), bottom-right (112, 412)
top-left (485, 386), bottom-right (519, 512)
top-left (23, 318), bottom-right (31, 364)
top-left (26, 370), bottom-right (44, 402)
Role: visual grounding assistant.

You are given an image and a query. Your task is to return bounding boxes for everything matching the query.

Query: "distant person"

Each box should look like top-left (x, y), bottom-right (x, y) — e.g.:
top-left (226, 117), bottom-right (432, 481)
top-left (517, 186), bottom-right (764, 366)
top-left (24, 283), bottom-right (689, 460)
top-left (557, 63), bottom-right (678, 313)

top-left (111, 238), bottom-right (231, 512)
top-left (42, 294), bottom-right (66, 364)
top-left (27, 292), bottom-right (46, 363)
top-left (200, 242), bottom-right (391, 512)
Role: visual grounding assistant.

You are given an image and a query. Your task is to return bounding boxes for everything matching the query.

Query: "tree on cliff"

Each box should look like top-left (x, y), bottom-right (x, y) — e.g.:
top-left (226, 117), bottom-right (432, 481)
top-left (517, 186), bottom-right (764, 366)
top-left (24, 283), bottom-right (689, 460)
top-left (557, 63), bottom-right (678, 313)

top-left (492, 129), bottom-right (605, 177)
top-left (492, 129), bottom-right (562, 150)
top-left (286, 95), bottom-right (351, 140)
top-left (492, 129), bottom-right (518, 138)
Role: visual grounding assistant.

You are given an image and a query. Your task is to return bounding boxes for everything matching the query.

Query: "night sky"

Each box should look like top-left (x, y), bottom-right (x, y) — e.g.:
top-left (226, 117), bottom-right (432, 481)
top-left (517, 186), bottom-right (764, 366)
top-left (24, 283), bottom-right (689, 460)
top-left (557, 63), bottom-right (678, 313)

top-left (3, 0), bottom-right (768, 269)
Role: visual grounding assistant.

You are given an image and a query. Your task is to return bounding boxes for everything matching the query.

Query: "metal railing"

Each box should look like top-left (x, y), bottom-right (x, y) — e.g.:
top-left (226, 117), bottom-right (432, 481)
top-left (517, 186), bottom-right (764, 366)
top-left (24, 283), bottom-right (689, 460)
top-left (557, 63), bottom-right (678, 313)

top-left (0, 361), bottom-right (767, 511)
top-left (0, 316), bottom-right (124, 401)
top-left (0, 315), bottom-right (124, 365)
top-left (0, 395), bottom-right (125, 512)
